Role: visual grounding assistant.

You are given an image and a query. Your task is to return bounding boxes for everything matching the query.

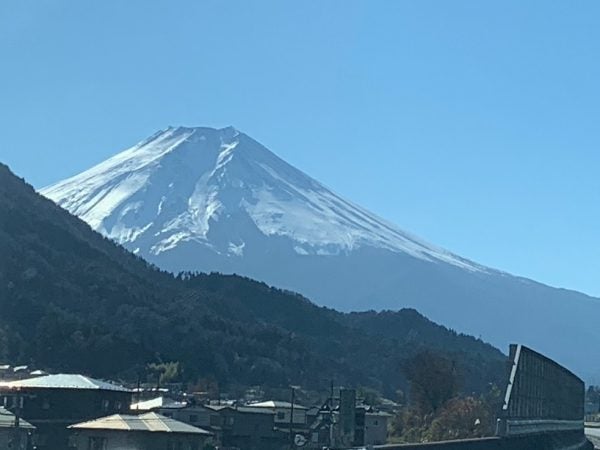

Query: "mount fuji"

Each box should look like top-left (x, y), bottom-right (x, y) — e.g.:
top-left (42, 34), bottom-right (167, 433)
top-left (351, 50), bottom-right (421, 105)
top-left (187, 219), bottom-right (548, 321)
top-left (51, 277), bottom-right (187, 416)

top-left (41, 126), bottom-right (600, 379)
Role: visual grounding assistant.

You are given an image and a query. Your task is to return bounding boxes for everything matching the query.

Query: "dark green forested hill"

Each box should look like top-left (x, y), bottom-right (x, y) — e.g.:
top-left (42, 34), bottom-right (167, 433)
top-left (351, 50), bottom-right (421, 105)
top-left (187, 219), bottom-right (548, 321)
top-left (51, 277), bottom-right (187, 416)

top-left (0, 163), bottom-right (505, 395)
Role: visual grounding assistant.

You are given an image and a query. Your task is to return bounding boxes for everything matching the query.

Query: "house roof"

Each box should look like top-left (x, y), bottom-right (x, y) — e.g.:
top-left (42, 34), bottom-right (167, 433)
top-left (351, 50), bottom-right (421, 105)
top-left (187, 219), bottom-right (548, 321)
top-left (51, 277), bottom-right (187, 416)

top-left (205, 405), bottom-right (274, 415)
top-left (250, 400), bottom-right (308, 410)
top-left (130, 396), bottom-right (187, 411)
top-left (2, 374), bottom-right (131, 392)
top-left (69, 412), bottom-right (212, 435)
top-left (0, 407), bottom-right (35, 430)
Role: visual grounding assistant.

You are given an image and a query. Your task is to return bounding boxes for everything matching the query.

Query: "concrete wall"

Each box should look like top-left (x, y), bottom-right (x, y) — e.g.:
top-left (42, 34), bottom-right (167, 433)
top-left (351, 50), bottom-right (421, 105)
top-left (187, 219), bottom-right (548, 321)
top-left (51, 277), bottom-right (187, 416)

top-left (356, 431), bottom-right (593, 450)
top-left (501, 345), bottom-right (585, 428)
top-left (364, 413), bottom-right (388, 446)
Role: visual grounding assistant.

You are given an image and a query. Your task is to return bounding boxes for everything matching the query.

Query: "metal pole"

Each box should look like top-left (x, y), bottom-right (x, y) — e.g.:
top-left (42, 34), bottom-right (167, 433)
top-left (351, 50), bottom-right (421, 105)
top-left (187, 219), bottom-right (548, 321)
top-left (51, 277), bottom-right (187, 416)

top-left (136, 374), bottom-right (141, 411)
top-left (13, 392), bottom-right (22, 450)
top-left (329, 381), bottom-right (334, 448)
top-left (289, 387), bottom-right (295, 449)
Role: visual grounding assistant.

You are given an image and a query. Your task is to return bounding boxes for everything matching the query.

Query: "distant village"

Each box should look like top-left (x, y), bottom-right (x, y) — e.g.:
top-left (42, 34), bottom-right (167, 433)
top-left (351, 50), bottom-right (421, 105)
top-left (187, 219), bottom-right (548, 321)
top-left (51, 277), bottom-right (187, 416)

top-left (0, 365), bottom-right (393, 450)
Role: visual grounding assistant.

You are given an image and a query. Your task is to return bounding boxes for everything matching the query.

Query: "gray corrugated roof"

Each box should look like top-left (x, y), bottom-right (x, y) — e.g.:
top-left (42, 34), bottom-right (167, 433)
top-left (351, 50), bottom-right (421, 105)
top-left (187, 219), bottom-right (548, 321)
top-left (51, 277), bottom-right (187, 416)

top-left (205, 405), bottom-right (274, 415)
top-left (250, 400), bottom-right (308, 410)
top-left (0, 407), bottom-right (35, 429)
top-left (69, 412), bottom-right (212, 435)
top-left (236, 406), bottom-right (275, 415)
top-left (130, 396), bottom-right (186, 411)
top-left (3, 374), bottom-right (131, 392)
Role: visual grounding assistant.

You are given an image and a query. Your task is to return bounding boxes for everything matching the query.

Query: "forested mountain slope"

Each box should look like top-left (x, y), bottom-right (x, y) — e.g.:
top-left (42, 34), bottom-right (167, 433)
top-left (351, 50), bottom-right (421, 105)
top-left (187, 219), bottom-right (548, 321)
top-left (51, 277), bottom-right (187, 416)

top-left (1, 163), bottom-right (504, 394)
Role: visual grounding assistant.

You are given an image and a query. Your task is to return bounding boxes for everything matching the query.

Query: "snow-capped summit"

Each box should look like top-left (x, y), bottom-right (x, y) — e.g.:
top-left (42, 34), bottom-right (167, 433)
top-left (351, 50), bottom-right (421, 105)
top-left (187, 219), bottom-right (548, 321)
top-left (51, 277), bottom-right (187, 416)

top-left (41, 126), bottom-right (600, 381)
top-left (42, 126), bottom-right (482, 271)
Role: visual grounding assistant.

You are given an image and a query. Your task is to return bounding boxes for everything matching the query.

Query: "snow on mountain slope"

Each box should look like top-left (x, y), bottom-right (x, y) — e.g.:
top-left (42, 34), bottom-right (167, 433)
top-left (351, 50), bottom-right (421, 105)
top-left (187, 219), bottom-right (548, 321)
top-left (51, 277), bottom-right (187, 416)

top-left (42, 126), bottom-right (484, 272)
top-left (40, 126), bottom-right (600, 381)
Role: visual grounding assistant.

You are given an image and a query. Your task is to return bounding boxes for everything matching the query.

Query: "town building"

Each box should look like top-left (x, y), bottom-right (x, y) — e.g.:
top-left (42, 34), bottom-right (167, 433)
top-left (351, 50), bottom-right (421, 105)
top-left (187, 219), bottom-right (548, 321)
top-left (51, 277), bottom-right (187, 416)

top-left (305, 390), bottom-right (390, 448)
top-left (0, 373), bottom-right (132, 450)
top-left (130, 396), bottom-right (187, 412)
top-left (363, 410), bottom-right (391, 445)
top-left (131, 396), bottom-right (222, 435)
top-left (0, 365), bottom-right (11, 380)
top-left (205, 404), bottom-right (283, 450)
top-left (69, 411), bottom-right (212, 450)
top-left (130, 397), bottom-right (285, 448)
top-left (249, 400), bottom-right (309, 428)
top-left (0, 365), bottom-right (43, 382)
top-left (0, 406), bottom-right (35, 450)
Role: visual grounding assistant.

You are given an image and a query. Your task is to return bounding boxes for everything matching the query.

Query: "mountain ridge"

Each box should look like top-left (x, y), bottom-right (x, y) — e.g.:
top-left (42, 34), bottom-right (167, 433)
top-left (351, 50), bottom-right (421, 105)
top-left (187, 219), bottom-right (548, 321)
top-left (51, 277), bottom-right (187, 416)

top-left (41, 126), bottom-right (484, 271)
top-left (39, 126), bottom-right (600, 381)
top-left (0, 162), bottom-right (504, 394)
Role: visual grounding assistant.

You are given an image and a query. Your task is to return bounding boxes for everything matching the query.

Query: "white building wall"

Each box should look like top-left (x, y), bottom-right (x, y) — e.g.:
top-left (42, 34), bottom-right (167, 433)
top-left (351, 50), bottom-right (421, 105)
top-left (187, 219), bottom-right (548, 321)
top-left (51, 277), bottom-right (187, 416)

top-left (364, 413), bottom-right (388, 445)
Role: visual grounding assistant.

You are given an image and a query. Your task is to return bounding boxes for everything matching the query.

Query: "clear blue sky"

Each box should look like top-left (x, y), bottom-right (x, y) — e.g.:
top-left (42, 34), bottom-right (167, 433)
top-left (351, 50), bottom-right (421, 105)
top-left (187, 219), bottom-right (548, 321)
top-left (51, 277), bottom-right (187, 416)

top-left (2, 1), bottom-right (600, 296)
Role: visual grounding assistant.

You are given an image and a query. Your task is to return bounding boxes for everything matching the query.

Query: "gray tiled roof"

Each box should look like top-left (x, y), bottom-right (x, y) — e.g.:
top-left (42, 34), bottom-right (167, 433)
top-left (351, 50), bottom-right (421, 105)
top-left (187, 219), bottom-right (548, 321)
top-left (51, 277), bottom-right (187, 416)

top-left (69, 412), bottom-right (212, 435)
top-left (3, 374), bottom-right (130, 392)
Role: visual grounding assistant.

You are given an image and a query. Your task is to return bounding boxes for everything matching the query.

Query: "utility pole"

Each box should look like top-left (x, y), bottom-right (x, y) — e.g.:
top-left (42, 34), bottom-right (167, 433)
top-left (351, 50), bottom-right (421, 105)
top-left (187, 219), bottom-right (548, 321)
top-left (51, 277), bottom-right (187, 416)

top-left (328, 380), bottom-right (334, 449)
top-left (135, 374), bottom-right (141, 411)
top-left (289, 386), bottom-right (295, 449)
top-left (12, 391), bottom-right (22, 450)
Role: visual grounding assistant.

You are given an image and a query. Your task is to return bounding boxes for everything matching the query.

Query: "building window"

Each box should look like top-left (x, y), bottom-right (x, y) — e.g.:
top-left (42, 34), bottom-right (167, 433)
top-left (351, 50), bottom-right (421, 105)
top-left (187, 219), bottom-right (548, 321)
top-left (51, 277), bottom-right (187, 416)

top-left (102, 400), bottom-right (110, 412)
top-left (2, 396), bottom-right (17, 408)
top-left (42, 397), bottom-right (50, 410)
top-left (277, 412), bottom-right (285, 420)
top-left (88, 436), bottom-right (107, 450)
top-left (189, 414), bottom-right (198, 423)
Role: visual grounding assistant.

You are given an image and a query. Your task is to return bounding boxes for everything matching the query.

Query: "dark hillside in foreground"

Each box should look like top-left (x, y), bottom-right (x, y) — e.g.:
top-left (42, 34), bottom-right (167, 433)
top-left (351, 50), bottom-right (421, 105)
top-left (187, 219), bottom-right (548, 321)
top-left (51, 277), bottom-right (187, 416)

top-left (0, 163), bottom-right (505, 395)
